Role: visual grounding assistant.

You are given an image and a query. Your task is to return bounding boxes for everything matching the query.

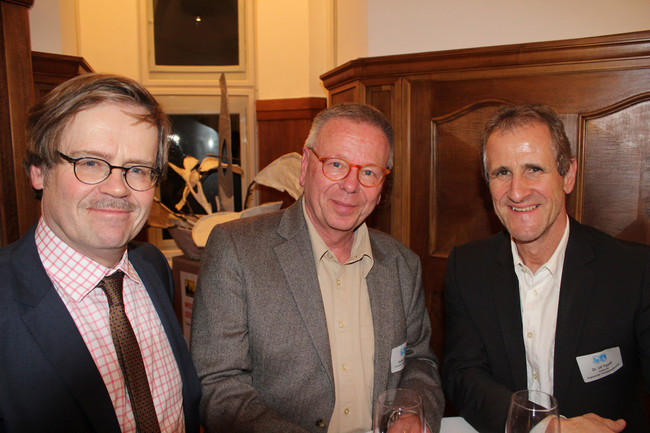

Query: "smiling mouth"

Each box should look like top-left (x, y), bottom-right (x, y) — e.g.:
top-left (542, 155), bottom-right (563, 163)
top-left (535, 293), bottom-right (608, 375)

top-left (333, 199), bottom-right (357, 208)
top-left (510, 204), bottom-right (539, 212)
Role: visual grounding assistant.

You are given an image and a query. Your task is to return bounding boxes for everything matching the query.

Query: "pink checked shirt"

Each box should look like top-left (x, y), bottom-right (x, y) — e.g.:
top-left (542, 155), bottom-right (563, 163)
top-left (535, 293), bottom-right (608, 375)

top-left (35, 219), bottom-right (185, 432)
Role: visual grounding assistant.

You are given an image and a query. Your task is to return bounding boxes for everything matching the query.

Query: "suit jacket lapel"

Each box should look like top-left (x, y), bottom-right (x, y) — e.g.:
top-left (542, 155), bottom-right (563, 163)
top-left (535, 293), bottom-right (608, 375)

top-left (274, 200), bottom-right (334, 386)
top-left (492, 234), bottom-right (528, 390)
top-left (13, 230), bottom-right (119, 433)
top-left (553, 220), bottom-right (596, 405)
top-left (366, 241), bottom-right (399, 407)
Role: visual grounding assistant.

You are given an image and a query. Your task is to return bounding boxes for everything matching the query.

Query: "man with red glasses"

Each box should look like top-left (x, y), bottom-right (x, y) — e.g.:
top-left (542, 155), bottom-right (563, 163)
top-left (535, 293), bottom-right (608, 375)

top-left (191, 103), bottom-right (444, 433)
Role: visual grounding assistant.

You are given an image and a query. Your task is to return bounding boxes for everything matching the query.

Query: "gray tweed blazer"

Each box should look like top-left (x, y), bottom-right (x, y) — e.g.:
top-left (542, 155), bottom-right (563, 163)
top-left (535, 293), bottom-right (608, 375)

top-left (190, 198), bottom-right (443, 433)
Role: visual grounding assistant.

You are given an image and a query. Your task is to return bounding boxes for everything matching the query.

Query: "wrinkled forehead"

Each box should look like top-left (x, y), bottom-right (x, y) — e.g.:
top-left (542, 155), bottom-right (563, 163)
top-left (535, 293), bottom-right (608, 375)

top-left (318, 119), bottom-right (390, 161)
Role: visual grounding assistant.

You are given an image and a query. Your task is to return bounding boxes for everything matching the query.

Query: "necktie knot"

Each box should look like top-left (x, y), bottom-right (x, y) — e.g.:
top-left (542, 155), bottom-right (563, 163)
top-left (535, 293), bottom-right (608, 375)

top-left (99, 270), bottom-right (125, 307)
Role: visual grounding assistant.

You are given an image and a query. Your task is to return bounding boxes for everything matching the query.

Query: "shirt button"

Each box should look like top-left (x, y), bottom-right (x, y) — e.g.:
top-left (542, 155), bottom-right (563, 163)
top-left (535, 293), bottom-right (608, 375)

top-left (338, 320), bottom-right (345, 328)
top-left (527, 332), bottom-right (533, 339)
top-left (342, 363), bottom-right (349, 371)
top-left (533, 372), bottom-right (539, 380)
top-left (533, 289), bottom-right (538, 296)
top-left (344, 408), bottom-right (350, 415)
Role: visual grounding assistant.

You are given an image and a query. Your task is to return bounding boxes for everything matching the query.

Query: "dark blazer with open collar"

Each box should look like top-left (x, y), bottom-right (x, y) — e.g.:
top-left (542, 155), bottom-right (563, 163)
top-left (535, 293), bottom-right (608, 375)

top-left (190, 198), bottom-right (444, 433)
top-left (0, 225), bottom-right (201, 433)
top-left (442, 217), bottom-right (650, 433)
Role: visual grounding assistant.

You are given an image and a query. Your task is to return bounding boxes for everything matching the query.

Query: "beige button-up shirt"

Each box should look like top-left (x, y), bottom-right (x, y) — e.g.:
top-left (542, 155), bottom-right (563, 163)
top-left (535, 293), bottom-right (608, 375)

top-left (304, 203), bottom-right (375, 433)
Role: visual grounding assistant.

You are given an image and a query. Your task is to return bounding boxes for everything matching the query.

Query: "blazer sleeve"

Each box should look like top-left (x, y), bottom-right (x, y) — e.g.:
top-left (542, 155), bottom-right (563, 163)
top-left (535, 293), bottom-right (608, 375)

top-left (442, 246), bottom-right (514, 433)
top-left (637, 248), bottom-right (650, 398)
top-left (190, 224), bottom-right (310, 433)
top-left (393, 247), bottom-right (445, 432)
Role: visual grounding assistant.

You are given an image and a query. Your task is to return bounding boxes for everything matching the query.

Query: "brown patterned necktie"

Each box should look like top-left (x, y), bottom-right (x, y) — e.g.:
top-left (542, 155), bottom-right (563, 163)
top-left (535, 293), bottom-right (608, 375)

top-left (99, 271), bottom-right (161, 433)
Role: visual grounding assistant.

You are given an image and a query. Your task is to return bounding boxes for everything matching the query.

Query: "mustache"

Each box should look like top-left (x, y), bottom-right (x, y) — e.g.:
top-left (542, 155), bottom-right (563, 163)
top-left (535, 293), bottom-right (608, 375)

top-left (84, 199), bottom-right (137, 212)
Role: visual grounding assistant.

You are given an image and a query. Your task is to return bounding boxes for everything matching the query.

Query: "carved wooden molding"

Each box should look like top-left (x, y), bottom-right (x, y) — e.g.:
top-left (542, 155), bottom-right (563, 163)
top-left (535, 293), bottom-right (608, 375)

top-left (322, 30), bottom-right (650, 89)
top-left (256, 97), bottom-right (326, 121)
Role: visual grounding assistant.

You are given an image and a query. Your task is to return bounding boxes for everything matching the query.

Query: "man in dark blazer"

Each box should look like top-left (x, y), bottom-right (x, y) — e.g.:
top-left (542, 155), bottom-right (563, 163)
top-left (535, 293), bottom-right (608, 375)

top-left (0, 74), bottom-right (201, 432)
top-left (443, 104), bottom-right (650, 433)
top-left (191, 104), bottom-right (444, 433)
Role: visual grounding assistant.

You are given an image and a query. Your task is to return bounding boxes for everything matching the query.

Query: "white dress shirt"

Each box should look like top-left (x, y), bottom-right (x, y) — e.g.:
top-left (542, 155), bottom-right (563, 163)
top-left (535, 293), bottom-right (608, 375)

top-left (512, 216), bottom-right (570, 395)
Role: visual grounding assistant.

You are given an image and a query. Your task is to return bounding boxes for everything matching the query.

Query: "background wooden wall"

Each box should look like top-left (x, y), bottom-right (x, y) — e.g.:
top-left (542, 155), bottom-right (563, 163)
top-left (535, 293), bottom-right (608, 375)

top-left (255, 97), bottom-right (326, 206)
top-left (321, 30), bottom-right (650, 358)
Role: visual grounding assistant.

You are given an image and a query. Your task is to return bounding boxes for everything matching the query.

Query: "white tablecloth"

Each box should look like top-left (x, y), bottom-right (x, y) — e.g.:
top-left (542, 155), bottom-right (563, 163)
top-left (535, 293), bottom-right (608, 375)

top-left (440, 416), bottom-right (479, 433)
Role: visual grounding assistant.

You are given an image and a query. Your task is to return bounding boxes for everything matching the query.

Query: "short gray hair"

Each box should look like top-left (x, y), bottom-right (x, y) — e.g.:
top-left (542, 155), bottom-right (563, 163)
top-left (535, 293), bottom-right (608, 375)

top-left (304, 103), bottom-right (394, 169)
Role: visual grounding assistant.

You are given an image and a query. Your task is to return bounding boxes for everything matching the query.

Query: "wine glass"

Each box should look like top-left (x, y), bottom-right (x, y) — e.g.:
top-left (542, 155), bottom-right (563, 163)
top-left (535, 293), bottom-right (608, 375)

top-left (505, 390), bottom-right (560, 433)
top-left (373, 388), bottom-right (425, 433)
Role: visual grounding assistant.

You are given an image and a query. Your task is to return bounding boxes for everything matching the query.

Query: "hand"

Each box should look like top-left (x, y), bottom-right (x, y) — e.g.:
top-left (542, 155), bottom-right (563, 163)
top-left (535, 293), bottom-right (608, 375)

top-left (386, 412), bottom-right (430, 433)
top-left (560, 413), bottom-right (626, 433)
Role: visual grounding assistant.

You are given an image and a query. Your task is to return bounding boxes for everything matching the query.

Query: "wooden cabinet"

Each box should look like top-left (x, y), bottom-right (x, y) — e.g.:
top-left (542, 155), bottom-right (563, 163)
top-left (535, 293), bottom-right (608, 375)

top-left (321, 31), bottom-right (650, 357)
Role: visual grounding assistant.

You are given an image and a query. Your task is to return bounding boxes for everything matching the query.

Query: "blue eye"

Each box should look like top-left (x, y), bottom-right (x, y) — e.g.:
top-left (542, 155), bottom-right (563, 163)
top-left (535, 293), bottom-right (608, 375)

top-left (82, 159), bottom-right (98, 168)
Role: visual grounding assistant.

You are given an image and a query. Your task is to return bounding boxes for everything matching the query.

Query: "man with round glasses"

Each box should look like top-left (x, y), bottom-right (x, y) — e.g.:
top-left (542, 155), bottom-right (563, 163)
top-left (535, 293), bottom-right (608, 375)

top-left (0, 73), bottom-right (200, 432)
top-left (191, 103), bottom-right (444, 433)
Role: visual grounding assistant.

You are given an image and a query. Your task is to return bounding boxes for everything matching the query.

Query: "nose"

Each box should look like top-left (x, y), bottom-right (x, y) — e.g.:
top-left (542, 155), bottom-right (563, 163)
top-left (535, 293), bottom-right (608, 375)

top-left (340, 167), bottom-right (361, 193)
top-left (97, 168), bottom-right (129, 197)
top-left (507, 173), bottom-right (530, 202)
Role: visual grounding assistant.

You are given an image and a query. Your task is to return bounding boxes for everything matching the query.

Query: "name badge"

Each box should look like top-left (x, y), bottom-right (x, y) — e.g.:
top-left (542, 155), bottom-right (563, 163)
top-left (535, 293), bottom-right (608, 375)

top-left (391, 342), bottom-right (406, 373)
top-left (576, 347), bottom-right (623, 383)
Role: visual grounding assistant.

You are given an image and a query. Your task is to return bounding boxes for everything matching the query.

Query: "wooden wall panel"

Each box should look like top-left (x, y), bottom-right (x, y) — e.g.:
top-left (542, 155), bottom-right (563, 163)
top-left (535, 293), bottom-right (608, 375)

top-left (321, 31), bottom-right (650, 360)
top-left (0, 1), bottom-right (92, 247)
top-left (430, 104), bottom-right (503, 257)
top-left (580, 99), bottom-right (650, 245)
top-left (0, 0), bottom-right (35, 246)
top-left (32, 51), bottom-right (93, 99)
top-left (255, 97), bottom-right (326, 206)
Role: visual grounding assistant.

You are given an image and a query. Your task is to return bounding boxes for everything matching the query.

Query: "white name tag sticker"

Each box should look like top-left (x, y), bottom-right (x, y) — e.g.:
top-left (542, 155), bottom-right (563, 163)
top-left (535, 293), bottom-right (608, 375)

top-left (391, 342), bottom-right (407, 373)
top-left (576, 347), bottom-right (623, 383)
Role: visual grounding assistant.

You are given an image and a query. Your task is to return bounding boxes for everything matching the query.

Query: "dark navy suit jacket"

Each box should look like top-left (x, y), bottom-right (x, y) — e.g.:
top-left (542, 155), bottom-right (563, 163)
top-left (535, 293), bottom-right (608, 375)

top-left (443, 218), bottom-right (650, 433)
top-left (0, 225), bottom-right (201, 433)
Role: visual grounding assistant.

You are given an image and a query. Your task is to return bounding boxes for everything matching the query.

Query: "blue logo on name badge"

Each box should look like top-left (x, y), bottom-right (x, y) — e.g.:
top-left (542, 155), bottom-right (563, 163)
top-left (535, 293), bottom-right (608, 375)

top-left (401, 346), bottom-right (406, 356)
top-left (592, 353), bottom-right (607, 364)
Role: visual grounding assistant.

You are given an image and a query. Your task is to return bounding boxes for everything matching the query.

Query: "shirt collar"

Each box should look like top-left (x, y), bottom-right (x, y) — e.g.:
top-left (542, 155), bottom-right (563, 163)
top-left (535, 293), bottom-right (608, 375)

top-left (35, 218), bottom-right (139, 302)
top-left (511, 215), bottom-right (570, 284)
top-left (302, 200), bottom-right (374, 270)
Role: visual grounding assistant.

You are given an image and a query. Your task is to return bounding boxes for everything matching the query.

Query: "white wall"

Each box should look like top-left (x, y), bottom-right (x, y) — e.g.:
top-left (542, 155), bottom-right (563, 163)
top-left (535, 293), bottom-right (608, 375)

top-left (335, 0), bottom-right (368, 66)
top-left (29, 0), bottom-right (63, 54)
top-left (75, 0), bottom-right (141, 78)
top-left (29, 0), bottom-right (650, 98)
top-left (366, 0), bottom-right (650, 57)
top-left (255, 0), bottom-right (333, 99)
